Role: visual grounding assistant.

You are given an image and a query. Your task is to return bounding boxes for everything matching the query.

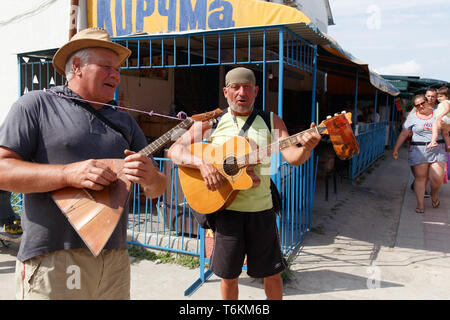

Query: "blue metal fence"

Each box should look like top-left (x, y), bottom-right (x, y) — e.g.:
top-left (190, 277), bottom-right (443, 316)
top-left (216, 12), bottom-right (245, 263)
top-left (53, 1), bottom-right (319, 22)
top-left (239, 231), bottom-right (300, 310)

top-left (277, 157), bottom-right (317, 256)
top-left (17, 51), bottom-right (65, 95)
top-left (127, 157), bottom-right (202, 257)
top-left (348, 98), bottom-right (402, 180)
top-left (349, 121), bottom-right (387, 179)
top-left (10, 193), bottom-right (23, 216)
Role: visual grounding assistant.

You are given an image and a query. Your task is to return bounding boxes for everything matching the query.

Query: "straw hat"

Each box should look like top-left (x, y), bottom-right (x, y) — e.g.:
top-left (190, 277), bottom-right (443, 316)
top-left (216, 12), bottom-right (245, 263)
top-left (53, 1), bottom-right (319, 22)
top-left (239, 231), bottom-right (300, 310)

top-left (52, 27), bottom-right (131, 77)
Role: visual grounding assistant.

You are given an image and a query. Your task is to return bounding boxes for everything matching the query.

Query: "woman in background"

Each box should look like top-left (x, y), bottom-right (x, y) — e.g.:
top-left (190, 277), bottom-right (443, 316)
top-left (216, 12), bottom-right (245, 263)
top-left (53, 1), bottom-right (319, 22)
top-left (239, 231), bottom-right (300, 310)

top-left (392, 94), bottom-right (447, 213)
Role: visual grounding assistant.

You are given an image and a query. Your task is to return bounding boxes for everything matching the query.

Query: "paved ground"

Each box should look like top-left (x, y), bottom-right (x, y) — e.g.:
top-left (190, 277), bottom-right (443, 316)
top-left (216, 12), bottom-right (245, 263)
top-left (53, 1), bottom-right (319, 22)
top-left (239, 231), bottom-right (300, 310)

top-left (1, 146), bottom-right (449, 300)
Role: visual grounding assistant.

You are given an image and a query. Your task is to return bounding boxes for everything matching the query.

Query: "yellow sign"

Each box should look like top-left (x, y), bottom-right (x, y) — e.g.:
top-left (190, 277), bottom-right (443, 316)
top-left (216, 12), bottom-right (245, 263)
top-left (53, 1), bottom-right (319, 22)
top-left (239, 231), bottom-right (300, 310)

top-left (87, 0), bottom-right (311, 36)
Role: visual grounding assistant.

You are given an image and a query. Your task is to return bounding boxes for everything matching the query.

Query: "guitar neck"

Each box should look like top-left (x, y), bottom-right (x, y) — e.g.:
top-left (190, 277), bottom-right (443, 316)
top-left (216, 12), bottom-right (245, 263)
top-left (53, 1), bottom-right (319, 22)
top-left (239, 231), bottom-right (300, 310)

top-left (277, 126), bottom-right (327, 152)
top-left (238, 125), bottom-right (327, 165)
top-left (138, 118), bottom-right (194, 156)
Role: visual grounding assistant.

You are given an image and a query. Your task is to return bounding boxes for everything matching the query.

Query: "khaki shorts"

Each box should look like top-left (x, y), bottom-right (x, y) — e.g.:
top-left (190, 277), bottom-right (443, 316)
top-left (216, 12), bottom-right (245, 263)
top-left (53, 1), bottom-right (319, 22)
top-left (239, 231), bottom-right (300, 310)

top-left (16, 248), bottom-right (130, 300)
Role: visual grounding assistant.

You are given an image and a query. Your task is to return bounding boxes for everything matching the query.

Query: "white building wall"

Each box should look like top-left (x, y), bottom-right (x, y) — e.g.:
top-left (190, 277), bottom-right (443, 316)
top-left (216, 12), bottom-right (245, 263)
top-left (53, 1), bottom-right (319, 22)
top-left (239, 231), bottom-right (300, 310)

top-left (0, 0), bottom-right (70, 125)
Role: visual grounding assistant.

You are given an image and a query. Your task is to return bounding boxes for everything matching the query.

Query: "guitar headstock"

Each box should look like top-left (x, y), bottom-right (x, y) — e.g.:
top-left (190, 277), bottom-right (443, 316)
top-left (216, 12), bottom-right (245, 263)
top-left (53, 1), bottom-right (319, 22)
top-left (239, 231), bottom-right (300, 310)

top-left (190, 108), bottom-right (223, 121)
top-left (318, 111), bottom-right (353, 135)
top-left (317, 111), bottom-right (359, 160)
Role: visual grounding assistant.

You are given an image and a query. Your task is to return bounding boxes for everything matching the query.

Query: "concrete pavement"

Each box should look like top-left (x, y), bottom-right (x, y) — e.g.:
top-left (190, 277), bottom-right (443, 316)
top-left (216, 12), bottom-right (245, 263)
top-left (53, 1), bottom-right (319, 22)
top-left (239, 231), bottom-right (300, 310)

top-left (284, 147), bottom-right (450, 300)
top-left (0, 146), bottom-right (449, 300)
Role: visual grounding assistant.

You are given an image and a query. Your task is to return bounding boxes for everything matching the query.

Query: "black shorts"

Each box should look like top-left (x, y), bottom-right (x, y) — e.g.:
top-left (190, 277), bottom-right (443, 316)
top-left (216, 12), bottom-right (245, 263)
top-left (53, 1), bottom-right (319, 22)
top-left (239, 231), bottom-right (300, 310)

top-left (209, 209), bottom-right (287, 279)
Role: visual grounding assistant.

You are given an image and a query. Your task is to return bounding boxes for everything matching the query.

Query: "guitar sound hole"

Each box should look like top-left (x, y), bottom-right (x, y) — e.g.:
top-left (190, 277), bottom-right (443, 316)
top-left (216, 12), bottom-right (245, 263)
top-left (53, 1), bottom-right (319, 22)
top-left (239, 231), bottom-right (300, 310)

top-left (223, 157), bottom-right (239, 176)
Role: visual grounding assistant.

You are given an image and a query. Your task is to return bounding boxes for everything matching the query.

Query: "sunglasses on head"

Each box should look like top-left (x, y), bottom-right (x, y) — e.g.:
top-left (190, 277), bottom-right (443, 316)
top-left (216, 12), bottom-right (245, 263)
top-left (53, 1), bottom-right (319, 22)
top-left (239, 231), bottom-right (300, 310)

top-left (414, 101), bottom-right (427, 107)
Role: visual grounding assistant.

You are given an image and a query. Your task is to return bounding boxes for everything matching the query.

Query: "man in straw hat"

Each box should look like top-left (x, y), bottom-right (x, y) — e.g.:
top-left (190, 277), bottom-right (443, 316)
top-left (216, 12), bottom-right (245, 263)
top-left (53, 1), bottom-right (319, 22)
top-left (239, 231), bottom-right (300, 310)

top-left (0, 27), bottom-right (166, 299)
top-left (168, 67), bottom-right (321, 300)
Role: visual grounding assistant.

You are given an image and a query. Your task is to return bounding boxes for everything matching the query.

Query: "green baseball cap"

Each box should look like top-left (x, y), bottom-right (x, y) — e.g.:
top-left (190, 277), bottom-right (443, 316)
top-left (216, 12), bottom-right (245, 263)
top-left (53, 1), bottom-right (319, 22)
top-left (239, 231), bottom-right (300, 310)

top-left (225, 67), bottom-right (256, 86)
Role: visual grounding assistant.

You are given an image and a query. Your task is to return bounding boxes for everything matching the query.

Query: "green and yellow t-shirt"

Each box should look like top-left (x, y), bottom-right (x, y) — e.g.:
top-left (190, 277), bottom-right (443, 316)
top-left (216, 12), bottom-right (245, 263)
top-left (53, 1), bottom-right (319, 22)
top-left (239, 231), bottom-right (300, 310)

top-left (207, 108), bottom-right (273, 212)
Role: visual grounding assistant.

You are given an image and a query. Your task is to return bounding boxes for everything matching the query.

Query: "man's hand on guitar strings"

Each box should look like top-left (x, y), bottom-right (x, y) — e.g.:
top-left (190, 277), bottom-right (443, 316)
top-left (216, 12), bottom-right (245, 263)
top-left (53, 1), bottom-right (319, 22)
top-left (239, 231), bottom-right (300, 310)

top-left (296, 123), bottom-right (321, 152)
top-left (62, 159), bottom-right (118, 191)
top-left (199, 160), bottom-right (226, 191)
top-left (123, 149), bottom-right (160, 186)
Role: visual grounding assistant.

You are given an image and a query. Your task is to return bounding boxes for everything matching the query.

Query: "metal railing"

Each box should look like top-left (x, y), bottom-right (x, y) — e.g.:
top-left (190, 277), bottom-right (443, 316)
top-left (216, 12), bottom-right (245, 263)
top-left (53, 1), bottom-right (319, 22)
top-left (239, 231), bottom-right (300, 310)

top-left (127, 158), bottom-right (202, 257)
top-left (10, 193), bottom-right (23, 216)
top-left (278, 157), bottom-right (316, 256)
top-left (18, 52), bottom-right (64, 96)
top-left (349, 121), bottom-right (387, 179)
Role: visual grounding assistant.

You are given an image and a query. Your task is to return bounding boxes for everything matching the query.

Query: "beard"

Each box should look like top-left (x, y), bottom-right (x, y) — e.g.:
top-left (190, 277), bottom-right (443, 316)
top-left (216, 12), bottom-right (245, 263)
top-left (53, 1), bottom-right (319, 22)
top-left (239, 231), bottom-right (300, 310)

top-left (228, 101), bottom-right (254, 114)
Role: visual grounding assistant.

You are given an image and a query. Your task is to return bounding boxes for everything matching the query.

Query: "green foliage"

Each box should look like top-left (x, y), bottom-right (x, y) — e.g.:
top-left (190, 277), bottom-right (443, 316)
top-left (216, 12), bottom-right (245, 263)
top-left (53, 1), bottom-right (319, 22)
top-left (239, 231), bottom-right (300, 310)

top-left (128, 246), bottom-right (158, 261)
top-left (281, 267), bottom-right (295, 282)
top-left (128, 246), bottom-right (200, 269)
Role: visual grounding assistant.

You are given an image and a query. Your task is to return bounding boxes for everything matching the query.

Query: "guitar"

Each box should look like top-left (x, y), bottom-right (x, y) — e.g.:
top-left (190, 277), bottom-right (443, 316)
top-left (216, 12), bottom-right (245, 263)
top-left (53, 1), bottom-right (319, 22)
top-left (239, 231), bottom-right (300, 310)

top-left (51, 108), bottom-right (223, 256)
top-left (177, 112), bottom-right (358, 214)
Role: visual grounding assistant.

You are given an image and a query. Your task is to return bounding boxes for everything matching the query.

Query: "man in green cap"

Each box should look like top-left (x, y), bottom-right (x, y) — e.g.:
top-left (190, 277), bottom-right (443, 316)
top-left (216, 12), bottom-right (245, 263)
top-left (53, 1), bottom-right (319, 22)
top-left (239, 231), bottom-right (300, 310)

top-left (169, 67), bottom-right (321, 300)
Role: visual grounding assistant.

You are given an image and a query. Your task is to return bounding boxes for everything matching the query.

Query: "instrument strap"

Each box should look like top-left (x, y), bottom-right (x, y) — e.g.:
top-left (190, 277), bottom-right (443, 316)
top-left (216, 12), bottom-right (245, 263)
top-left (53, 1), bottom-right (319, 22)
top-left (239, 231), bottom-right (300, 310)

top-left (77, 100), bottom-right (131, 145)
top-left (46, 87), bottom-right (131, 145)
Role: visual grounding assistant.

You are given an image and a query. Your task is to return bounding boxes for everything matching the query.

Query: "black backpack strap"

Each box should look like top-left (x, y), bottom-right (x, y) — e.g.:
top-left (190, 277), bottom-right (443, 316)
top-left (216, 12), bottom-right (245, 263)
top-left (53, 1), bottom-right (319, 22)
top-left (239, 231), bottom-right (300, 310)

top-left (237, 108), bottom-right (259, 137)
top-left (76, 100), bottom-right (131, 145)
top-left (57, 86), bottom-right (131, 145)
top-left (254, 109), bottom-right (282, 215)
top-left (254, 109), bottom-right (272, 133)
top-left (212, 107), bottom-right (272, 136)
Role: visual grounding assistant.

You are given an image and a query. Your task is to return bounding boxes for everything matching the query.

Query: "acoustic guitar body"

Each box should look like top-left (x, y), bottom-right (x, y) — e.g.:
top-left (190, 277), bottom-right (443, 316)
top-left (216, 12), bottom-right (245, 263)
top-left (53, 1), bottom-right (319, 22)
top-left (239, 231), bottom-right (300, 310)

top-left (178, 112), bottom-right (360, 215)
top-left (51, 159), bottom-right (130, 256)
top-left (178, 136), bottom-right (255, 214)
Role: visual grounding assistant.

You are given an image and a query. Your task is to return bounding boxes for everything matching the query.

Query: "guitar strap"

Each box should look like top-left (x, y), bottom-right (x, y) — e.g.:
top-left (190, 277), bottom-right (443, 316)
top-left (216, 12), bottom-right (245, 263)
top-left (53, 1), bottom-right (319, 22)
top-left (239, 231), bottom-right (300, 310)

top-left (76, 100), bottom-right (131, 146)
top-left (47, 86), bottom-right (131, 144)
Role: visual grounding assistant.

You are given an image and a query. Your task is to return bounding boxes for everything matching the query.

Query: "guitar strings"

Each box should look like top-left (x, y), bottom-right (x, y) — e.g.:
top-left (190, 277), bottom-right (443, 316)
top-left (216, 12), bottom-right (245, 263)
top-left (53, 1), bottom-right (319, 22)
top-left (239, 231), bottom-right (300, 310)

top-left (224, 126), bottom-right (325, 174)
top-left (139, 118), bottom-right (194, 156)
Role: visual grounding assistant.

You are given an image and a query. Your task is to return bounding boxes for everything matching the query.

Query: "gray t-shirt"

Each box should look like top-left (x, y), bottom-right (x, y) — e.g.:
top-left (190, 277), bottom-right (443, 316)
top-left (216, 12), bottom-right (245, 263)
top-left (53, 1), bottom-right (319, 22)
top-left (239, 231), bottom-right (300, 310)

top-left (0, 85), bottom-right (149, 261)
top-left (403, 110), bottom-right (447, 166)
top-left (403, 110), bottom-right (442, 142)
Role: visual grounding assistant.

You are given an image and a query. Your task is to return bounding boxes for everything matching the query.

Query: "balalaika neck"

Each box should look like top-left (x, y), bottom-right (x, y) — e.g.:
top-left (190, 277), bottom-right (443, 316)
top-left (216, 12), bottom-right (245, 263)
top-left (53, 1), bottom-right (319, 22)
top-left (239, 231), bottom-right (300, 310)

top-left (138, 118), bottom-right (194, 157)
top-left (236, 125), bottom-right (326, 166)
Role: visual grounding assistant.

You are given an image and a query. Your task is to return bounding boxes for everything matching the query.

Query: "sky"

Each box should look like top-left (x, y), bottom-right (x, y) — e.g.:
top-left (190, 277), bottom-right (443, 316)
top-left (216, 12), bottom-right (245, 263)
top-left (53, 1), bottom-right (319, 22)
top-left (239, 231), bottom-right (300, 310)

top-left (327, 0), bottom-right (450, 82)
